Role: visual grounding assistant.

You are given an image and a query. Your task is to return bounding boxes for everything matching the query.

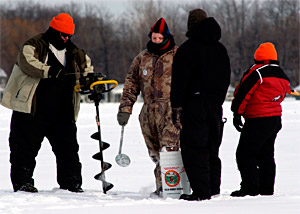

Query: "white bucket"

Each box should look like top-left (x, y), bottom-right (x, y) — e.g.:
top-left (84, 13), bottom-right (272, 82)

top-left (160, 151), bottom-right (191, 199)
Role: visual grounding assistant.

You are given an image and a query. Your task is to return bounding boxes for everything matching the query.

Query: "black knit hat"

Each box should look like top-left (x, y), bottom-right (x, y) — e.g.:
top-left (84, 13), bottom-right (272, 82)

top-left (148, 17), bottom-right (170, 38)
top-left (187, 9), bottom-right (208, 31)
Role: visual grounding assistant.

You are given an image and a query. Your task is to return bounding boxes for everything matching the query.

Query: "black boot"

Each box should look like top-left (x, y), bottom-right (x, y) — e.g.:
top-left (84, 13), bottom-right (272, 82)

top-left (67, 186), bottom-right (84, 193)
top-left (150, 187), bottom-right (162, 198)
top-left (60, 184), bottom-right (84, 193)
top-left (179, 193), bottom-right (211, 201)
top-left (259, 191), bottom-right (273, 196)
top-left (15, 183), bottom-right (38, 193)
top-left (230, 189), bottom-right (258, 197)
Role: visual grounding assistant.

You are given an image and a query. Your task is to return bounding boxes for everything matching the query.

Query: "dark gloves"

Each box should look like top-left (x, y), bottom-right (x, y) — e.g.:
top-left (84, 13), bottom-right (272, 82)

top-left (47, 51), bottom-right (65, 78)
top-left (117, 112), bottom-right (130, 126)
top-left (233, 113), bottom-right (244, 132)
top-left (172, 107), bottom-right (182, 130)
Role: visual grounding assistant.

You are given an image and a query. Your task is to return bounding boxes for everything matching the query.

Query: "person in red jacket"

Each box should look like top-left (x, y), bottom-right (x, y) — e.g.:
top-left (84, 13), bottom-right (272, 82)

top-left (230, 42), bottom-right (293, 197)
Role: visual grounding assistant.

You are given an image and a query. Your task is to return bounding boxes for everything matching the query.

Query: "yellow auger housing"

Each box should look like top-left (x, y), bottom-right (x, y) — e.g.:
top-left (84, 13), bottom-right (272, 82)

top-left (74, 79), bottom-right (118, 93)
top-left (74, 72), bottom-right (118, 94)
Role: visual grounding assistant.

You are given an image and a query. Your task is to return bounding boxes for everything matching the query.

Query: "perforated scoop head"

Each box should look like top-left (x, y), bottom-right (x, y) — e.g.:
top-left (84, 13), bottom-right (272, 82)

top-left (115, 154), bottom-right (131, 167)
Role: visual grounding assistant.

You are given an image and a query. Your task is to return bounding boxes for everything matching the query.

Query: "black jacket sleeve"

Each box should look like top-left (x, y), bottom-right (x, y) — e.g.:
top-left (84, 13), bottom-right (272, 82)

top-left (170, 44), bottom-right (190, 108)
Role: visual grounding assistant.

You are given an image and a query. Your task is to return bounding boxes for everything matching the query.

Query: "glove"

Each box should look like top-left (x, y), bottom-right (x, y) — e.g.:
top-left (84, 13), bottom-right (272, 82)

top-left (233, 113), bottom-right (244, 132)
top-left (47, 51), bottom-right (65, 78)
top-left (172, 107), bottom-right (182, 130)
top-left (117, 112), bottom-right (130, 126)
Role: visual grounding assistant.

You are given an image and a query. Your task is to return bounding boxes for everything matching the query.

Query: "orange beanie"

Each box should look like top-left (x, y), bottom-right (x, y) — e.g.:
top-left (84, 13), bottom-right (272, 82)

top-left (254, 42), bottom-right (277, 61)
top-left (49, 13), bottom-right (75, 35)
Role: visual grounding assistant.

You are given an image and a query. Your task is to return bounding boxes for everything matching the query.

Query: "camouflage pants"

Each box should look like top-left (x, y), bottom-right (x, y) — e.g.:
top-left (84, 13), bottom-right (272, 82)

top-left (138, 102), bottom-right (180, 191)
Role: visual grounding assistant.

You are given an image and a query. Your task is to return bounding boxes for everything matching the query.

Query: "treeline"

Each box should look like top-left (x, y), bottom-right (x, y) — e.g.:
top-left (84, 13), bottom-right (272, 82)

top-left (0, 0), bottom-right (299, 87)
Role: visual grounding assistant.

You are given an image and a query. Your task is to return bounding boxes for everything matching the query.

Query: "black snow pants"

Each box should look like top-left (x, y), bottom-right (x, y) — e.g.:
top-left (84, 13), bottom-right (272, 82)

top-left (236, 116), bottom-right (281, 195)
top-left (180, 98), bottom-right (224, 199)
top-left (9, 111), bottom-right (82, 191)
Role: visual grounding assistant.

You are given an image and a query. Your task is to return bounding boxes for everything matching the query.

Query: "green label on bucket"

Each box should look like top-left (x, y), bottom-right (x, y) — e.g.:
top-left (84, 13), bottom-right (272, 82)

top-left (164, 170), bottom-right (180, 187)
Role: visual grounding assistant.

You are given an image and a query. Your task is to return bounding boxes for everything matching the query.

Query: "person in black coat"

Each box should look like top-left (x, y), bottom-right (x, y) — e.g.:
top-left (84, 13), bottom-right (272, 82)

top-left (170, 9), bottom-right (231, 201)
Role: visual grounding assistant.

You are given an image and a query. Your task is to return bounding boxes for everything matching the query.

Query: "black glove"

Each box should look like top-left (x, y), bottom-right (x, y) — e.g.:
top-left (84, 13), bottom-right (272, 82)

top-left (47, 51), bottom-right (65, 78)
top-left (233, 113), bottom-right (244, 132)
top-left (117, 112), bottom-right (130, 126)
top-left (172, 107), bottom-right (182, 130)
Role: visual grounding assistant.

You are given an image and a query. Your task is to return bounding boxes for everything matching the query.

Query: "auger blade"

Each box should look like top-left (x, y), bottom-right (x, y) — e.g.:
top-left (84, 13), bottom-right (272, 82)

top-left (103, 162), bottom-right (112, 171)
top-left (101, 142), bottom-right (110, 150)
top-left (90, 132), bottom-right (110, 150)
top-left (90, 132), bottom-right (100, 140)
top-left (94, 171), bottom-right (103, 180)
top-left (94, 163), bottom-right (112, 180)
top-left (103, 181), bottom-right (114, 192)
top-left (94, 171), bottom-right (114, 192)
top-left (92, 152), bottom-right (102, 160)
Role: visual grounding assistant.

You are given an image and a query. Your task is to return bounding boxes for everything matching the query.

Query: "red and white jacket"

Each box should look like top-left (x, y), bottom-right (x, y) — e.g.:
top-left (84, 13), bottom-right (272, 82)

top-left (231, 60), bottom-right (291, 119)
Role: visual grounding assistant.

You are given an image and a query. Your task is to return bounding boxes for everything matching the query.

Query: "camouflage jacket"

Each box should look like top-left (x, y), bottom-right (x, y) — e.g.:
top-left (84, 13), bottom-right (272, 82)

top-left (119, 46), bottom-right (178, 113)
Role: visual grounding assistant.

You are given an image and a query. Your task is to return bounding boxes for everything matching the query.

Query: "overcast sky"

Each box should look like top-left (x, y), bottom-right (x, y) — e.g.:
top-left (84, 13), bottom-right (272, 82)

top-left (0, 0), bottom-right (133, 15)
top-left (1, 0), bottom-right (192, 15)
top-left (0, 0), bottom-right (183, 15)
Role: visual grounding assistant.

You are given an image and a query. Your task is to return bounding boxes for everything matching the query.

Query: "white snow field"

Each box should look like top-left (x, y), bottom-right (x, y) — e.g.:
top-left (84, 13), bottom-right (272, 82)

top-left (0, 99), bottom-right (299, 214)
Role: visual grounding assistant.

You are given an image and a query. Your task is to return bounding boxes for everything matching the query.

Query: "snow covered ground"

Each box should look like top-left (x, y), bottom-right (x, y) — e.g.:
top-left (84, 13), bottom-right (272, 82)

top-left (0, 99), bottom-right (299, 214)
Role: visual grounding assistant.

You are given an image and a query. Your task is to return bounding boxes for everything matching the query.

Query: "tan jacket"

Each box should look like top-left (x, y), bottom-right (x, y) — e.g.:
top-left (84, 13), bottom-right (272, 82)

top-left (1, 33), bottom-right (93, 121)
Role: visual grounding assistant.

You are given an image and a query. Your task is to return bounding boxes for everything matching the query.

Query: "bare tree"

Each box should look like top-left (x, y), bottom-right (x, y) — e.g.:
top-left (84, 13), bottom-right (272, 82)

top-left (1, 0), bottom-right (299, 88)
top-left (263, 0), bottom-right (300, 86)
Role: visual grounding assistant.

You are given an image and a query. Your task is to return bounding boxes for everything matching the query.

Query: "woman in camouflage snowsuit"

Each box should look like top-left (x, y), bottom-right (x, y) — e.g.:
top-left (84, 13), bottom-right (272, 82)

top-left (117, 18), bottom-right (180, 197)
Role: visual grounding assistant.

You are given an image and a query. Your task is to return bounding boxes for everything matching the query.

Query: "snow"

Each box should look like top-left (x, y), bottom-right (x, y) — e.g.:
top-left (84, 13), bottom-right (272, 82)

top-left (0, 99), bottom-right (300, 214)
top-left (294, 85), bottom-right (300, 91)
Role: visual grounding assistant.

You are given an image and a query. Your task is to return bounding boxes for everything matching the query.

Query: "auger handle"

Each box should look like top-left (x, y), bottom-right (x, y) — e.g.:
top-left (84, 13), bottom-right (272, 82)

top-left (74, 84), bottom-right (84, 92)
top-left (90, 80), bottom-right (118, 92)
top-left (74, 80), bottom-right (118, 93)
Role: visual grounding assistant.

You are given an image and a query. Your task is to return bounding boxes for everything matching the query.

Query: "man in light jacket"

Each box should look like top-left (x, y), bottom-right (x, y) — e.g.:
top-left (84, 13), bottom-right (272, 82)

top-left (2, 13), bottom-right (95, 193)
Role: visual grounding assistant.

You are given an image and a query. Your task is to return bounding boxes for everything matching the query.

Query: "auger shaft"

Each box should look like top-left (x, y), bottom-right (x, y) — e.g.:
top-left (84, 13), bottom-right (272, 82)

top-left (75, 74), bottom-right (117, 194)
top-left (95, 106), bottom-right (106, 187)
top-left (91, 89), bottom-right (113, 193)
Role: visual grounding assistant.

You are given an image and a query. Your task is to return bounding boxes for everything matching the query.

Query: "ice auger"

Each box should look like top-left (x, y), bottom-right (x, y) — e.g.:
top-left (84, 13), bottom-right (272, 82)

top-left (74, 73), bottom-right (118, 193)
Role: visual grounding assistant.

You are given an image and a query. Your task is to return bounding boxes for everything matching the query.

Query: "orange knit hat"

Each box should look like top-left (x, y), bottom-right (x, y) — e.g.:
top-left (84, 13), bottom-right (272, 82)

top-left (254, 42), bottom-right (277, 61)
top-left (49, 13), bottom-right (75, 35)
